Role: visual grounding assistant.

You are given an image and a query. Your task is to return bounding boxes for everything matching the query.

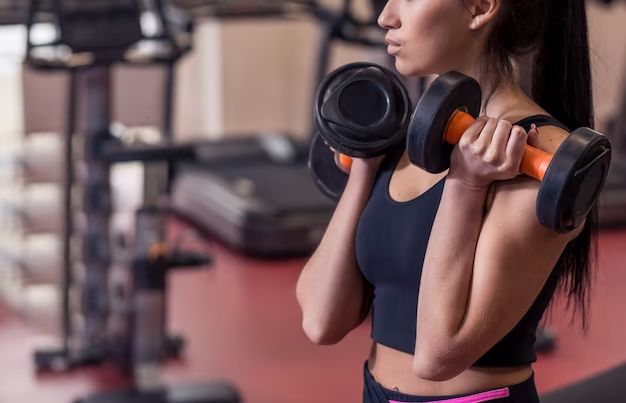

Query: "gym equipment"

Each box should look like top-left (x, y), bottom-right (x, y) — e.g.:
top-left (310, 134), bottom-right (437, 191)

top-left (74, 207), bottom-right (240, 403)
top-left (19, 184), bottom-right (63, 233)
top-left (310, 63), bottom-right (612, 233)
top-left (0, 184), bottom-right (63, 234)
top-left (100, 131), bottom-right (336, 257)
top-left (306, 63), bottom-right (463, 200)
top-left (16, 2), bottom-right (384, 398)
top-left (170, 0), bottom-right (386, 245)
top-left (314, 62), bottom-right (410, 158)
top-left (308, 134), bottom-right (349, 201)
top-left (7, 234), bottom-right (62, 284)
top-left (171, 0), bottom-right (317, 19)
top-left (0, 235), bottom-right (60, 284)
top-left (408, 71), bottom-right (611, 233)
top-left (541, 362), bottom-right (626, 403)
top-left (172, 136), bottom-right (333, 257)
top-left (23, 1), bottom-right (193, 70)
top-left (25, 1), bottom-right (240, 402)
top-left (173, 0), bottom-right (383, 49)
top-left (310, 62), bottom-right (410, 200)
top-left (21, 132), bottom-right (64, 183)
top-left (98, 136), bottom-right (335, 257)
top-left (12, 283), bottom-right (61, 332)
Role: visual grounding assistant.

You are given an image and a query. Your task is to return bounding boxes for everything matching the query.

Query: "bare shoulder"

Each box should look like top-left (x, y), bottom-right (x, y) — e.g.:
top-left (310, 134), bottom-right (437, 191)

top-left (531, 124), bottom-right (570, 154)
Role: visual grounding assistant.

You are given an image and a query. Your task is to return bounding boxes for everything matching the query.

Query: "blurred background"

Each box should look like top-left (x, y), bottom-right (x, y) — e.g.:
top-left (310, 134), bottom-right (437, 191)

top-left (0, 1), bottom-right (625, 402)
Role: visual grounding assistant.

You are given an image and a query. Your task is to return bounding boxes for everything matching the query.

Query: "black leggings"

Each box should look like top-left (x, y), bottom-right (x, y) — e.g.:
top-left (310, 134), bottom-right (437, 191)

top-left (363, 362), bottom-right (540, 402)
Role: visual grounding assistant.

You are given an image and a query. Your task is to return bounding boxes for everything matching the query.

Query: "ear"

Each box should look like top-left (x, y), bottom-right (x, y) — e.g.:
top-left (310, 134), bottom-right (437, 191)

top-left (464, 0), bottom-right (501, 30)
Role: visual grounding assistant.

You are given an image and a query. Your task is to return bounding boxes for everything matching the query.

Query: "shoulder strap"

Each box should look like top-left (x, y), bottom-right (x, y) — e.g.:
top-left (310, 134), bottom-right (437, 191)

top-left (513, 114), bottom-right (570, 132)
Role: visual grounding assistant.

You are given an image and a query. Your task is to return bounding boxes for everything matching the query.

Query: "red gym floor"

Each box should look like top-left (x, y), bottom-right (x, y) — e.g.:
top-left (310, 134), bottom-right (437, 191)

top-left (1, 229), bottom-right (626, 403)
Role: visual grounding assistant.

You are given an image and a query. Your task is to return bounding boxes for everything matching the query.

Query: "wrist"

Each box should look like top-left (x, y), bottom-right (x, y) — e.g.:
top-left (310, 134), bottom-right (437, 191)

top-left (347, 167), bottom-right (377, 187)
top-left (349, 157), bottom-right (382, 179)
top-left (446, 169), bottom-right (492, 192)
top-left (445, 173), bottom-right (491, 194)
top-left (440, 176), bottom-right (490, 219)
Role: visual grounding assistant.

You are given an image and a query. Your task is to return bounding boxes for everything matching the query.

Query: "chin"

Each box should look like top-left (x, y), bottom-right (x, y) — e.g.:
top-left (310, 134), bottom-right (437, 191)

top-left (394, 59), bottom-right (427, 77)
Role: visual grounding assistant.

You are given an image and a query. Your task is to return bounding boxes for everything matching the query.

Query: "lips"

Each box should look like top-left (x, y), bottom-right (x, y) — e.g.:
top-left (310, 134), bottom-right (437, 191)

top-left (385, 37), bottom-right (401, 47)
top-left (386, 37), bottom-right (401, 55)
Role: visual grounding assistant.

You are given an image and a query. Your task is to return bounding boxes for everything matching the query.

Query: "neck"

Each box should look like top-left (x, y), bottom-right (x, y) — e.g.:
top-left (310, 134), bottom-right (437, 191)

top-left (445, 59), bottom-right (543, 122)
top-left (463, 69), bottom-right (540, 122)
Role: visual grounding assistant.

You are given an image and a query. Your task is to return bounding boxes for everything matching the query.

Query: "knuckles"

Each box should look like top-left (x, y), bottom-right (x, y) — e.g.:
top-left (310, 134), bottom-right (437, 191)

top-left (482, 150), bottom-right (500, 164)
top-left (458, 118), bottom-right (526, 176)
top-left (471, 141), bottom-right (487, 155)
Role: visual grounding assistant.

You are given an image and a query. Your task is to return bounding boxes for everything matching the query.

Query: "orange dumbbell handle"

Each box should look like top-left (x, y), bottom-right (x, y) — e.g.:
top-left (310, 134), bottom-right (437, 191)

top-left (446, 110), bottom-right (552, 181)
top-left (334, 152), bottom-right (353, 173)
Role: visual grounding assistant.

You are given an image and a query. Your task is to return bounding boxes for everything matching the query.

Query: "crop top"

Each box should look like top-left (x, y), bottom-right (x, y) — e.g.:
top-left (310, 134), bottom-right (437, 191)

top-left (355, 115), bottom-right (569, 366)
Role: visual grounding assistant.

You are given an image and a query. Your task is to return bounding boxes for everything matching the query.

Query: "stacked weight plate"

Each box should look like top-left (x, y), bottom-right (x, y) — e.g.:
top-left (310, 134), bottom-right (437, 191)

top-left (0, 131), bottom-right (64, 332)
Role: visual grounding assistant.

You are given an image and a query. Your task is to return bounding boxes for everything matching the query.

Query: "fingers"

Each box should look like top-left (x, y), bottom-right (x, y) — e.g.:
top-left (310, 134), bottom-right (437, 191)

top-left (473, 118), bottom-right (530, 173)
top-left (527, 123), bottom-right (540, 148)
top-left (459, 116), bottom-right (489, 146)
top-left (504, 125), bottom-right (528, 173)
top-left (485, 119), bottom-right (513, 164)
top-left (471, 117), bottom-right (498, 154)
top-left (452, 116), bottom-right (538, 184)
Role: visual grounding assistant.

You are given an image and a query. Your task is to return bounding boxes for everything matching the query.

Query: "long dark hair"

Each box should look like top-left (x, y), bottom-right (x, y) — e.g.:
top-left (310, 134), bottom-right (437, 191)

top-left (465, 0), bottom-right (596, 329)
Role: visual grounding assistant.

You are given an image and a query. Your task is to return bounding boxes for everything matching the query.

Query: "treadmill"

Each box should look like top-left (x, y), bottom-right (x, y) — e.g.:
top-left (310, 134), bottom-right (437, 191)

top-left (169, 0), bottom-right (386, 257)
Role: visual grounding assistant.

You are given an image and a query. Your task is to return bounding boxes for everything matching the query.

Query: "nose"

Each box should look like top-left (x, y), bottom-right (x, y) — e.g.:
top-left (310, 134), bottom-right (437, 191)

top-left (377, 0), bottom-right (400, 30)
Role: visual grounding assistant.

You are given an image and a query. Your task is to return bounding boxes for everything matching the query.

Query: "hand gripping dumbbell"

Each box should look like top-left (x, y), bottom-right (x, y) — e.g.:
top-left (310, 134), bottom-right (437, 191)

top-left (309, 62), bottom-right (612, 233)
top-left (406, 71), bottom-right (611, 233)
top-left (308, 62), bottom-right (411, 200)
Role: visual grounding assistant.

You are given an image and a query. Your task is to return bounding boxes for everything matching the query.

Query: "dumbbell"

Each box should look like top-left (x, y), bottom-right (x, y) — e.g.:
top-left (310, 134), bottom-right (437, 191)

top-left (309, 63), bottom-right (611, 233)
top-left (407, 71), bottom-right (611, 233)
top-left (308, 62), bottom-right (411, 200)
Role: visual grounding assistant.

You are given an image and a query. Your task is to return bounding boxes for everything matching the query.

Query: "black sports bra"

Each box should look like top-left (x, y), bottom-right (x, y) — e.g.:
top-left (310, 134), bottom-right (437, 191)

top-left (355, 114), bottom-right (568, 366)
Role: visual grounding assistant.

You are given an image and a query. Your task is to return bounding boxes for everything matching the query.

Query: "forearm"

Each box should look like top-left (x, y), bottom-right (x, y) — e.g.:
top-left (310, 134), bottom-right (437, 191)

top-left (415, 178), bottom-right (488, 356)
top-left (296, 166), bottom-right (377, 340)
top-left (306, 167), bottom-right (376, 271)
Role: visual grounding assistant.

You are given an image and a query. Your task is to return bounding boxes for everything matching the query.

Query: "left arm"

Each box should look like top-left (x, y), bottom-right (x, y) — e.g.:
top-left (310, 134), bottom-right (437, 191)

top-left (413, 119), bottom-right (578, 381)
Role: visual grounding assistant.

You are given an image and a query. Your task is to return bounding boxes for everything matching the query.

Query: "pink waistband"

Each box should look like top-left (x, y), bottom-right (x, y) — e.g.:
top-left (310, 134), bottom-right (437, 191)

top-left (389, 387), bottom-right (510, 403)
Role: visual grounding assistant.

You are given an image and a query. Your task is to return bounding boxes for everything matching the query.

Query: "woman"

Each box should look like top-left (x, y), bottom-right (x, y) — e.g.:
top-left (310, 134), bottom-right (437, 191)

top-left (296, 0), bottom-right (596, 402)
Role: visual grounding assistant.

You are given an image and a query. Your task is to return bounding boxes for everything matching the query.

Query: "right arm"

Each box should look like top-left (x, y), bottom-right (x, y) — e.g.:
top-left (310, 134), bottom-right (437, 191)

top-left (296, 158), bottom-right (380, 345)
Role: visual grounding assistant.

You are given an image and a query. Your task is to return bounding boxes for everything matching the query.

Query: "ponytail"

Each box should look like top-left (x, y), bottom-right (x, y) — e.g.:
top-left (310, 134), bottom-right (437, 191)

top-left (532, 0), bottom-right (594, 129)
top-left (461, 0), bottom-right (598, 329)
top-left (532, 0), bottom-right (596, 330)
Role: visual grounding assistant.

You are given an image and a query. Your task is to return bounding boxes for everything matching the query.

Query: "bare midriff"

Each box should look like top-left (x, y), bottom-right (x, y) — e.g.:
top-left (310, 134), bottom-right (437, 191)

top-left (368, 343), bottom-right (533, 396)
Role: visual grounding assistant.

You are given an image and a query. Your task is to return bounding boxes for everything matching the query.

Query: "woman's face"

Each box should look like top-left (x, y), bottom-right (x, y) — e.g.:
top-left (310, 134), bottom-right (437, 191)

top-left (378, 0), bottom-right (479, 77)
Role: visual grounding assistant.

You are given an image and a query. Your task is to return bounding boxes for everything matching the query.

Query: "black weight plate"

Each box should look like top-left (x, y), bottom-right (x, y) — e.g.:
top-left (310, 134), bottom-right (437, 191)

top-left (308, 132), bottom-right (347, 201)
top-left (315, 62), bottom-right (410, 159)
top-left (537, 128), bottom-right (612, 233)
top-left (407, 71), bottom-right (481, 173)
